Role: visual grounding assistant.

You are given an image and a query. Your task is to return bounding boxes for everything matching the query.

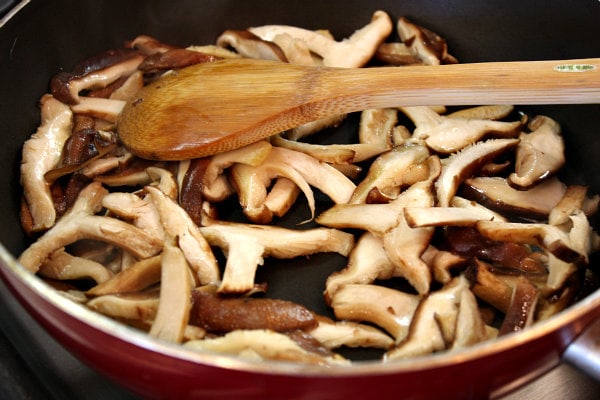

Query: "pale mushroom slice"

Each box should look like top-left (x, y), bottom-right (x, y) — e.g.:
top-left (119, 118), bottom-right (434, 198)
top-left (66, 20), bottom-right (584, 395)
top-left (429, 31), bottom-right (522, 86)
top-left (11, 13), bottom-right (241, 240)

top-left (184, 329), bottom-right (349, 365)
top-left (39, 247), bottom-right (114, 284)
top-left (447, 105), bottom-right (514, 120)
top-left (69, 97), bottom-right (126, 123)
top-left (399, 106), bottom-right (522, 153)
top-left (324, 232), bottom-right (396, 300)
top-left (436, 138), bottom-right (520, 207)
top-left (146, 166), bottom-right (179, 200)
top-left (87, 290), bottom-right (159, 322)
top-left (404, 199), bottom-right (505, 229)
top-left (199, 216), bottom-right (354, 294)
top-left (259, 32), bottom-right (316, 65)
top-left (320, 171), bottom-right (438, 294)
top-left (21, 94), bottom-right (73, 231)
top-left (308, 316), bottom-right (394, 350)
top-left (149, 239), bottom-right (193, 343)
top-left (384, 275), bottom-right (474, 360)
top-left (466, 258), bottom-right (513, 314)
top-left (86, 255), bottom-right (162, 296)
top-left (329, 284), bottom-right (420, 343)
top-left (509, 115), bottom-right (565, 189)
top-left (230, 146), bottom-right (356, 223)
top-left (18, 182), bottom-right (162, 273)
top-left (190, 290), bottom-right (317, 333)
top-left (262, 177), bottom-right (301, 218)
top-left (271, 134), bottom-right (370, 164)
top-left (498, 276), bottom-right (540, 335)
top-left (249, 10), bottom-right (393, 68)
top-left (201, 140), bottom-right (272, 200)
top-left (421, 245), bottom-right (467, 285)
top-left (451, 287), bottom-right (497, 349)
top-left (101, 192), bottom-right (164, 242)
top-left (349, 142), bottom-right (430, 204)
top-left (146, 186), bottom-right (220, 286)
top-left (109, 70), bottom-right (144, 102)
top-left (230, 154), bottom-right (315, 223)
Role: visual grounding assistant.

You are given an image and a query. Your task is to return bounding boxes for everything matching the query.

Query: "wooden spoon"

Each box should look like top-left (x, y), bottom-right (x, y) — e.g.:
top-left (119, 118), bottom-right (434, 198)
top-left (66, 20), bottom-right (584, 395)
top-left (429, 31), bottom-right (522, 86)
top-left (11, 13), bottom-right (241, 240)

top-left (117, 58), bottom-right (600, 160)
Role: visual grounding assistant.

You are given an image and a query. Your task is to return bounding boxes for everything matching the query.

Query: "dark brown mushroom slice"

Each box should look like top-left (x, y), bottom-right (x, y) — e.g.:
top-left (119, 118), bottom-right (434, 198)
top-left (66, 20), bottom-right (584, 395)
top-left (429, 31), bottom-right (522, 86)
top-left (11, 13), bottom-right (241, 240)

top-left (465, 259), bottom-right (513, 313)
top-left (444, 226), bottom-right (546, 274)
top-left (216, 30), bottom-right (288, 62)
top-left (45, 131), bottom-right (119, 184)
top-left (137, 49), bottom-right (221, 75)
top-left (190, 290), bottom-right (317, 333)
top-left (498, 276), bottom-right (539, 335)
top-left (50, 48), bottom-right (144, 104)
top-left (397, 17), bottom-right (456, 65)
top-left (180, 158), bottom-right (211, 226)
top-left (374, 42), bottom-right (421, 65)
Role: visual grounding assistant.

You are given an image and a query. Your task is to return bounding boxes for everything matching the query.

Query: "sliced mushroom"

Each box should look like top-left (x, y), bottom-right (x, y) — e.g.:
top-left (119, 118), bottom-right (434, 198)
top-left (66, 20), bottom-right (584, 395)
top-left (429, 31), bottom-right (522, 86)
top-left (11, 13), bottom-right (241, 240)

top-left (18, 182), bottom-right (162, 273)
top-left (249, 10), bottom-right (393, 68)
top-left (87, 290), bottom-right (159, 321)
top-left (349, 142), bottom-right (430, 204)
top-left (384, 275), bottom-right (470, 361)
top-left (324, 232), bottom-right (396, 301)
top-left (436, 138), bottom-right (520, 207)
top-left (262, 177), bottom-right (301, 218)
top-left (109, 70), bottom-right (144, 101)
top-left (50, 49), bottom-right (144, 105)
top-left (451, 287), bottom-right (496, 349)
top-left (21, 94), bottom-right (73, 231)
top-left (199, 216), bottom-right (354, 294)
top-left (475, 210), bottom-right (591, 264)
top-left (271, 134), bottom-right (366, 164)
top-left (216, 30), bottom-right (288, 62)
top-left (69, 97), bottom-right (126, 122)
top-left (447, 105), bottom-right (514, 120)
top-left (308, 316), bottom-right (394, 350)
top-left (421, 245), bottom-right (467, 284)
top-left (231, 146), bottom-right (356, 222)
top-left (330, 284), bottom-right (420, 342)
top-left (190, 290), bottom-right (317, 333)
top-left (101, 191), bottom-right (164, 242)
top-left (39, 247), bottom-right (114, 284)
top-left (396, 17), bottom-right (456, 65)
top-left (184, 329), bottom-right (348, 365)
top-left (149, 239), bottom-right (192, 343)
top-left (86, 255), bottom-right (162, 296)
top-left (400, 106), bottom-right (522, 153)
top-left (509, 115), bottom-right (565, 189)
top-left (146, 186), bottom-right (220, 286)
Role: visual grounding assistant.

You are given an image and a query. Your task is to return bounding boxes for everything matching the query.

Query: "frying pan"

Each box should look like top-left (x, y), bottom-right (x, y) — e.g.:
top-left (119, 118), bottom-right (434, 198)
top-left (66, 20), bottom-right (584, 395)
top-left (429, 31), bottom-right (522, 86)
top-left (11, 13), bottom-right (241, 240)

top-left (1, 0), bottom-right (600, 398)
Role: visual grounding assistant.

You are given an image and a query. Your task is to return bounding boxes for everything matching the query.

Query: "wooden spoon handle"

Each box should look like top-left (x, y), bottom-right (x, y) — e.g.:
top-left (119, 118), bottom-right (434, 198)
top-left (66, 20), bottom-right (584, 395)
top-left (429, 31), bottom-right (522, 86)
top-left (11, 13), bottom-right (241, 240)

top-left (314, 58), bottom-right (600, 111)
top-left (118, 57), bottom-right (599, 160)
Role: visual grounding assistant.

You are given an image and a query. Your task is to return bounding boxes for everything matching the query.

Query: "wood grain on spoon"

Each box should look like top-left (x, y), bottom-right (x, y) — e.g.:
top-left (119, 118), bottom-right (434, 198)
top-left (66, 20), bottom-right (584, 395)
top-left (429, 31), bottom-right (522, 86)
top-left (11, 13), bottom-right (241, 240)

top-left (117, 58), bottom-right (600, 160)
